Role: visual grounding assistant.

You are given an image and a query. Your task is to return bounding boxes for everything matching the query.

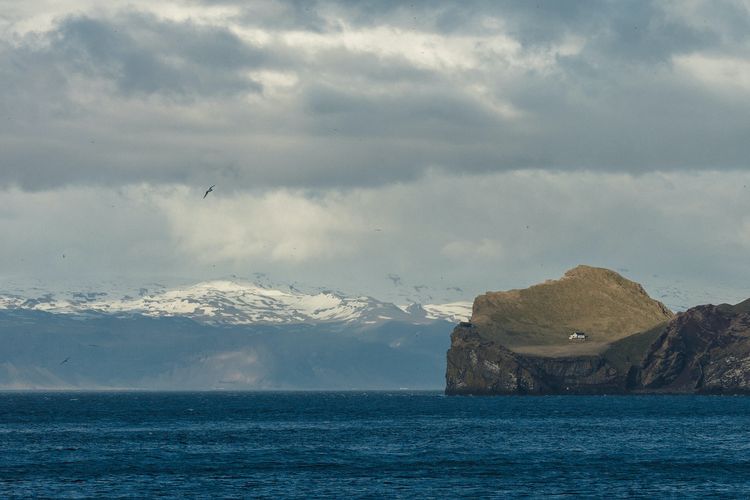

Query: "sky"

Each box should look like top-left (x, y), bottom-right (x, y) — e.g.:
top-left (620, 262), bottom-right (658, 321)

top-left (2, 0), bottom-right (750, 307)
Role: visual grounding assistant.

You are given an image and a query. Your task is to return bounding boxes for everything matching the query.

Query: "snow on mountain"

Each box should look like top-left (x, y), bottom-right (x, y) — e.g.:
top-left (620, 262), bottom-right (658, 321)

top-left (0, 280), bottom-right (468, 326)
top-left (13, 274), bottom-right (749, 326)
top-left (422, 302), bottom-right (472, 322)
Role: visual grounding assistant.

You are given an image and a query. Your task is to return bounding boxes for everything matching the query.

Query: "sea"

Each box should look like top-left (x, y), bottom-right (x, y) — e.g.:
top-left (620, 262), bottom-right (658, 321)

top-left (1, 392), bottom-right (749, 498)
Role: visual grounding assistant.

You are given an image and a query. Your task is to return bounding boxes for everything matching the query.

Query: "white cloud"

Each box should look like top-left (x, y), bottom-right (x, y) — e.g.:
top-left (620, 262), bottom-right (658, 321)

top-left (158, 188), bottom-right (366, 264)
top-left (282, 25), bottom-right (529, 73)
top-left (5, 169), bottom-right (750, 308)
top-left (674, 53), bottom-right (750, 94)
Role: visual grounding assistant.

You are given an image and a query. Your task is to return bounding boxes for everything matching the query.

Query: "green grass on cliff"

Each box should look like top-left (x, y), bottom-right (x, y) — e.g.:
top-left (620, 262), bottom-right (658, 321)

top-left (471, 265), bottom-right (674, 355)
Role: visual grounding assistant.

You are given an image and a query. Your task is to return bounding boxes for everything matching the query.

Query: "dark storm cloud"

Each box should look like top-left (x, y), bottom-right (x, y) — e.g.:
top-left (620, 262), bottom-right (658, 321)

top-left (1, 1), bottom-right (750, 191)
top-left (302, 84), bottom-right (500, 136)
top-left (228, 0), bottom-right (722, 51)
top-left (307, 0), bottom-right (722, 67)
top-left (52, 13), bottom-right (269, 98)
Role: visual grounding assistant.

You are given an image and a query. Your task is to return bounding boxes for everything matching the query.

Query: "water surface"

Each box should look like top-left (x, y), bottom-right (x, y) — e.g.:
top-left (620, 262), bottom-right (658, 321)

top-left (1, 392), bottom-right (749, 497)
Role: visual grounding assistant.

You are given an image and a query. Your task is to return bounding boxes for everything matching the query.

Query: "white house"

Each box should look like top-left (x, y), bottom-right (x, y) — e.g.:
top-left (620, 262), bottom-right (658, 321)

top-left (568, 332), bottom-right (587, 341)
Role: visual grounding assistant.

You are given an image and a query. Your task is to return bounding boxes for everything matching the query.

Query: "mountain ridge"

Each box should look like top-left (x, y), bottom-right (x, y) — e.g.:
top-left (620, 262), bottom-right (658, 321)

top-left (0, 280), bottom-right (472, 326)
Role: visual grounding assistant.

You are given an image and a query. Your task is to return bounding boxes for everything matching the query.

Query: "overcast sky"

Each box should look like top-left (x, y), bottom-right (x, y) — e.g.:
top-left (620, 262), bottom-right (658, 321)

top-left (2, 0), bottom-right (750, 307)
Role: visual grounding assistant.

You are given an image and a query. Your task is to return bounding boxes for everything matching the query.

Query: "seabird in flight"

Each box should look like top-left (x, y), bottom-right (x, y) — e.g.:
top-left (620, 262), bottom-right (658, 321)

top-left (203, 185), bottom-right (215, 199)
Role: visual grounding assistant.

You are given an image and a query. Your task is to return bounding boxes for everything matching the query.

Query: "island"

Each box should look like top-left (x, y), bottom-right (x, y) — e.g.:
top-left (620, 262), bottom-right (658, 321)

top-left (445, 265), bottom-right (750, 395)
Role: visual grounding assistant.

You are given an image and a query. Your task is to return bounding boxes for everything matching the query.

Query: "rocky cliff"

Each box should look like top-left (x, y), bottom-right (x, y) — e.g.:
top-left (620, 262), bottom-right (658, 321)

top-left (639, 304), bottom-right (750, 393)
top-left (446, 266), bottom-right (750, 395)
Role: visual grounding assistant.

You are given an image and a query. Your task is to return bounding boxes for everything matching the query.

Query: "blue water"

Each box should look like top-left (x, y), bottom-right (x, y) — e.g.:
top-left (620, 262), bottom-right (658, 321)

top-left (1, 393), bottom-right (749, 498)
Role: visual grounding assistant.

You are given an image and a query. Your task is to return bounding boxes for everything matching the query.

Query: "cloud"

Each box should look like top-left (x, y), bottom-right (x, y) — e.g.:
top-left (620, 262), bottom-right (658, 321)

top-left (3, 1), bottom-right (750, 311)
top-left (51, 12), bottom-right (269, 98)
top-left (0, 185), bottom-right (176, 284)
top-left (674, 53), bottom-right (750, 94)
top-left (1, 1), bottom-right (750, 192)
top-left (3, 169), bottom-right (750, 307)
top-left (158, 187), bottom-right (366, 263)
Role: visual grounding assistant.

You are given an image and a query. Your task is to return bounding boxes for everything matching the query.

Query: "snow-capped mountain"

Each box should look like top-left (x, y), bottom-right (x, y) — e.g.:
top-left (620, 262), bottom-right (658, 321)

top-left (0, 280), bottom-right (472, 326)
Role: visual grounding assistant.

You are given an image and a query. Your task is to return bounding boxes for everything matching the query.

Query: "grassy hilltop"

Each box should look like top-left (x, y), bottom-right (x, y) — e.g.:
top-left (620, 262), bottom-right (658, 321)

top-left (471, 265), bottom-right (674, 357)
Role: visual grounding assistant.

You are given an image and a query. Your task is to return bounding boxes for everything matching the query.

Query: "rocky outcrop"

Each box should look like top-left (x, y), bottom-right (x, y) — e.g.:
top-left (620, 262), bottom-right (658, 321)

top-left (446, 324), bottom-right (548, 394)
top-left (446, 323), bottom-right (629, 395)
top-left (639, 305), bottom-right (750, 394)
top-left (446, 267), bottom-right (750, 395)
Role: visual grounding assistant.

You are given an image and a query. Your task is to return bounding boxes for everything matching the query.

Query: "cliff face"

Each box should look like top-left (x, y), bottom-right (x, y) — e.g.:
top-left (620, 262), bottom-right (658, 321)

top-left (446, 323), bottom-right (629, 395)
top-left (446, 267), bottom-right (750, 395)
top-left (639, 305), bottom-right (750, 394)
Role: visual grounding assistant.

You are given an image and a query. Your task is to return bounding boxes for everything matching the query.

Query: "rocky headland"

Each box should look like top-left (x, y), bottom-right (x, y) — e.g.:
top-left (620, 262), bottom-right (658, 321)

top-left (446, 266), bottom-right (750, 395)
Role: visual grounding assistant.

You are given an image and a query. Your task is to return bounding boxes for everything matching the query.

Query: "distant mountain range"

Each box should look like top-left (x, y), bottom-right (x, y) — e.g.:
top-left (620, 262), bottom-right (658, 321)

top-left (0, 280), bottom-right (472, 326)
top-left (0, 281), bottom-right (471, 390)
top-left (9, 272), bottom-right (746, 392)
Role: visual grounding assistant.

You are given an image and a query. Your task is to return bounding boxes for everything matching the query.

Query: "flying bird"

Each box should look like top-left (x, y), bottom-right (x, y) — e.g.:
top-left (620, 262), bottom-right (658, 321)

top-left (203, 185), bottom-right (215, 199)
top-left (60, 357), bottom-right (70, 365)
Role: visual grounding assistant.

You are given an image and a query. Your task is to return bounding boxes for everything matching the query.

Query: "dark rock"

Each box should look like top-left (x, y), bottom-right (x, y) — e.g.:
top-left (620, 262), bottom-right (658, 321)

top-left (640, 305), bottom-right (750, 394)
top-left (446, 324), bottom-right (628, 395)
top-left (446, 267), bottom-right (750, 395)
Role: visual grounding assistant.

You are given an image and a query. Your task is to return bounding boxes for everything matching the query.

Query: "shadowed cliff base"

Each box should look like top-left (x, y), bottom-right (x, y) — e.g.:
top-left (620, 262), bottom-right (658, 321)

top-left (446, 266), bottom-right (750, 395)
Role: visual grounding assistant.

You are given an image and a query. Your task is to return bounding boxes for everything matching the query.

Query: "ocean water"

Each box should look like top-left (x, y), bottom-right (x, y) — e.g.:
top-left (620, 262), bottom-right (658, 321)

top-left (1, 392), bottom-right (749, 498)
